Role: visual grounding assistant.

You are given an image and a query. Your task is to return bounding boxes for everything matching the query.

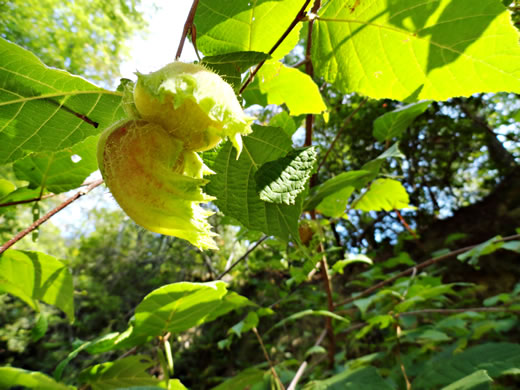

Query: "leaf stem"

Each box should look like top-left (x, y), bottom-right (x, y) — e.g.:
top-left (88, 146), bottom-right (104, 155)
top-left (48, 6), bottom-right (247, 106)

top-left (239, 0), bottom-right (312, 94)
top-left (216, 235), bottom-right (268, 279)
top-left (0, 179), bottom-right (104, 255)
top-left (253, 327), bottom-right (286, 390)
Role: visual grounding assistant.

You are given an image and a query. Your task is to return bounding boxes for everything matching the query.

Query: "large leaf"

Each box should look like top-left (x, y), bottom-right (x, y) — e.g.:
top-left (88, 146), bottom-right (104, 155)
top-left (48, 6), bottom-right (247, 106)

top-left (0, 250), bottom-right (74, 321)
top-left (413, 342), bottom-right (520, 389)
top-left (202, 51), bottom-right (270, 90)
top-left (254, 61), bottom-right (327, 115)
top-left (312, 0), bottom-right (520, 101)
top-left (0, 37), bottom-right (124, 164)
top-left (78, 355), bottom-right (160, 390)
top-left (206, 125), bottom-right (303, 241)
top-left (0, 367), bottom-right (71, 390)
top-left (354, 178), bottom-right (415, 211)
top-left (195, 0), bottom-right (304, 60)
top-left (441, 370), bottom-right (492, 390)
top-left (304, 366), bottom-right (394, 389)
top-left (132, 281), bottom-right (250, 337)
top-left (256, 147), bottom-right (316, 205)
top-left (373, 101), bottom-right (432, 141)
top-left (12, 135), bottom-right (99, 194)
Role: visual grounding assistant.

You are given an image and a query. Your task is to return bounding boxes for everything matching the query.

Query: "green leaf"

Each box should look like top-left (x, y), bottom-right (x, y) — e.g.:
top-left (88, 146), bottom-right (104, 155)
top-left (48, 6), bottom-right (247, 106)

top-left (256, 147), bottom-right (316, 205)
top-left (0, 179), bottom-right (16, 198)
top-left (361, 143), bottom-right (405, 173)
top-left (78, 355), bottom-right (160, 390)
top-left (272, 309), bottom-right (349, 331)
top-left (316, 186), bottom-right (355, 218)
top-left (457, 236), bottom-right (503, 265)
top-left (0, 37), bottom-right (124, 164)
top-left (373, 101), bottom-right (432, 141)
top-left (305, 170), bottom-right (373, 211)
top-left (255, 61), bottom-right (327, 115)
top-left (413, 342), bottom-right (520, 389)
top-left (269, 111), bottom-right (298, 136)
top-left (195, 0), bottom-right (304, 60)
top-left (133, 281), bottom-right (250, 337)
top-left (13, 135), bottom-right (98, 194)
top-left (31, 312), bottom-right (49, 342)
top-left (441, 370), bottom-right (492, 390)
top-left (354, 178), bottom-right (415, 212)
top-left (0, 250), bottom-right (74, 321)
top-left (303, 366), bottom-right (394, 390)
top-left (312, 0), bottom-right (520, 101)
top-left (211, 368), bottom-right (266, 390)
top-left (333, 254), bottom-right (373, 274)
top-left (206, 125), bottom-right (303, 241)
top-left (202, 51), bottom-right (270, 90)
top-left (0, 367), bottom-right (72, 390)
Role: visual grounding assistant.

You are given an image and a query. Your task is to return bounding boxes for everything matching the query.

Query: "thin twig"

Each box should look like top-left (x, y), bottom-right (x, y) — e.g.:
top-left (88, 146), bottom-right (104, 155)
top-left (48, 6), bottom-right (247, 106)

top-left (239, 0), bottom-right (312, 94)
top-left (336, 233), bottom-right (520, 307)
top-left (216, 235), bottom-right (268, 279)
top-left (176, 0), bottom-right (200, 60)
top-left (395, 324), bottom-right (412, 390)
top-left (0, 179), bottom-right (104, 254)
top-left (0, 193), bottom-right (55, 208)
top-left (316, 97), bottom-right (368, 174)
top-left (394, 209), bottom-right (419, 240)
top-left (252, 327), bottom-right (286, 390)
top-left (287, 329), bottom-right (327, 390)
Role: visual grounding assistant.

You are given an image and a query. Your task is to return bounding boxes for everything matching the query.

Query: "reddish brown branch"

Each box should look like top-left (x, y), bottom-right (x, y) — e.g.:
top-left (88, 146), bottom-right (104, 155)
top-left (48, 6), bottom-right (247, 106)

top-left (253, 327), bottom-right (286, 390)
top-left (336, 233), bottom-right (520, 307)
top-left (176, 0), bottom-right (200, 60)
top-left (0, 179), bottom-right (104, 255)
top-left (239, 0), bottom-right (312, 94)
top-left (394, 209), bottom-right (418, 240)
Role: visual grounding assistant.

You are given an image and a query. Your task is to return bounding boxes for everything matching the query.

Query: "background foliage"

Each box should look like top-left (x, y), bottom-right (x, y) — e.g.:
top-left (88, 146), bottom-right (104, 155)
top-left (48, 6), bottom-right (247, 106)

top-left (1, 0), bottom-right (520, 389)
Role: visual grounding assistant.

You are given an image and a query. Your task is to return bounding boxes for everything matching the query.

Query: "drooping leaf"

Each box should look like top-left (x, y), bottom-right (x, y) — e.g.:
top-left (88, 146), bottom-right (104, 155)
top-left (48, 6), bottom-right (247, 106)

top-left (0, 367), bottom-right (71, 390)
top-left (206, 125), bottom-right (303, 241)
top-left (202, 51), bottom-right (270, 90)
top-left (0, 250), bottom-right (74, 321)
top-left (305, 170), bottom-right (373, 211)
top-left (132, 281), bottom-right (250, 337)
top-left (0, 179), bottom-right (16, 197)
top-left (254, 61), bottom-right (327, 115)
top-left (271, 309), bottom-right (349, 332)
top-left (0, 37), bottom-right (124, 164)
top-left (12, 135), bottom-right (98, 194)
top-left (413, 342), bottom-right (520, 389)
top-left (354, 178), bottom-right (415, 212)
top-left (373, 101), bottom-right (432, 141)
top-left (78, 355), bottom-right (160, 390)
top-left (256, 147), bottom-right (316, 205)
top-left (333, 254), bottom-right (373, 274)
top-left (303, 366), bottom-right (394, 390)
top-left (457, 236), bottom-right (503, 265)
top-left (195, 0), bottom-right (304, 60)
top-left (441, 370), bottom-right (492, 390)
top-left (312, 0), bottom-right (520, 101)
top-left (31, 312), bottom-right (49, 342)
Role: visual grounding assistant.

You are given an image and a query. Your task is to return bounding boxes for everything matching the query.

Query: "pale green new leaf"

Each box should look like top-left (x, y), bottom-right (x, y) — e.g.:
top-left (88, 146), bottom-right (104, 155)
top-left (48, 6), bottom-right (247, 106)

top-left (206, 125), bottom-right (303, 241)
top-left (78, 355), bottom-right (160, 390)
top-left (0, 367), bottom-right (72, 390)
top-left (13, 135), bottom-right (98, 194)
top-left (0, 37), bottom-right (124, 164)
top-left (355, 178), bottom-right (415, 211)
top-left (313, 0), bottom-right (520, 101)
top-left (195, 0), bottom-right (304, 60)
top-left (441, 370), bottom-right (492, 390)
top-left (333, 254), bottom-right (373, 274)
top-left (256, 147), bottom-right (316, 205)
top-left (0, 250), bottom-right (74, 321)
top-left (272, 309), bottom-right (349, 331)
top-left (373, 101), bottom-right (432, 141)
top-left (133, 282), bottom-right (250, 337)
top-left (256, 61), bottom-right (327, 115)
